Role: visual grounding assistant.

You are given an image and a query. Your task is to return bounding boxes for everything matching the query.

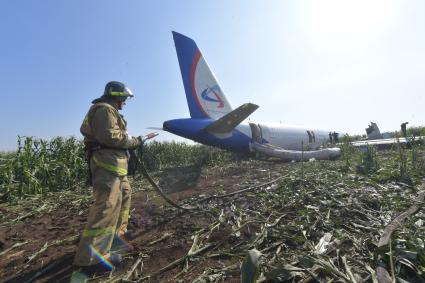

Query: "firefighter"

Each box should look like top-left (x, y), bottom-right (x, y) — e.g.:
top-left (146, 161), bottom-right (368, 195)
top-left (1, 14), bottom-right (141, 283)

top-left (73, 81), bottom-right (142, 271)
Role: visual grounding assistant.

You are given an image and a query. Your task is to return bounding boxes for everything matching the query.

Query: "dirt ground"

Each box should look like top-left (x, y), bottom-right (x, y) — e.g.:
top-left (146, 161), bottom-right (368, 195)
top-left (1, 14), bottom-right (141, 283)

top-left (0, 160), bottom-right (284, 283)
top-left (2, 157), bottom-right (424, 282)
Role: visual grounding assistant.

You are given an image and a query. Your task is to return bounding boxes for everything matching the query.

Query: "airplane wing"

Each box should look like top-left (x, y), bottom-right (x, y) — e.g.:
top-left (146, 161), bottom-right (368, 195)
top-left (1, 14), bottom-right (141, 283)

top-left (351, 137), bottom-right (415, 150)
top-left (204, 103), bottom-right (259, 134)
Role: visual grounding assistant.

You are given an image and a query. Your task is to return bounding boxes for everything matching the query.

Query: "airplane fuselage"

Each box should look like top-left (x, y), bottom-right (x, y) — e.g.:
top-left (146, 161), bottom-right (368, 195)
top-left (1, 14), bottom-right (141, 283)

top-left (163, 119), bottom-right (251, 152)
top-left (167, 32), bottom-right (341, 157)
top-left (164, 119), bottom-right (333, 153)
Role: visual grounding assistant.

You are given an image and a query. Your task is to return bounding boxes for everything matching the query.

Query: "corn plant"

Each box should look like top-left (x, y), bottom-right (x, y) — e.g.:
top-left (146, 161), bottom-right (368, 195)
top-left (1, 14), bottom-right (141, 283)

top-left (0, 137), bottom-right (246, 200)
top-left (141, 141), bottom-right (243, 171)
top-left (0, 136), bottom-right (87, 200)
top-left (356, 144), bottom-right (379, 175)
top-left (340, 134), bottom-right (358, 170)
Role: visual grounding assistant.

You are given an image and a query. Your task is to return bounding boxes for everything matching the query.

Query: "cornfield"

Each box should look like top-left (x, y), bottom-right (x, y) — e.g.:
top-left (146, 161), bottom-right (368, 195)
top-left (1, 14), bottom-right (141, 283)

top-left (141, 140), bottom-right (242, 171)
top-left (2, 133), bottom-right (425, 200)
top-left (0, 136), bottom-right (86, 199)
top-left (0, 136), bottom-right (243, 200)
top-left (1, 135), bottom-right (425, 282)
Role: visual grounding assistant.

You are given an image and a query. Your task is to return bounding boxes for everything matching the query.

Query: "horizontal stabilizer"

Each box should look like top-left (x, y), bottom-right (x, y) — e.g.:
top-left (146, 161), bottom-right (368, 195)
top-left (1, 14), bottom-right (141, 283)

top-left (204, 103), bottom-right (259, 134)
top-left (147, 127), bottom-right (164, 131)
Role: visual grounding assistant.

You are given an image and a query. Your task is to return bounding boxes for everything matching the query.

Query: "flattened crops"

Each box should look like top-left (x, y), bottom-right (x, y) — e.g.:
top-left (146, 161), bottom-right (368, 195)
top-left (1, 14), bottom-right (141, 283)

top-left (0, 137), bottom-right (424, 282)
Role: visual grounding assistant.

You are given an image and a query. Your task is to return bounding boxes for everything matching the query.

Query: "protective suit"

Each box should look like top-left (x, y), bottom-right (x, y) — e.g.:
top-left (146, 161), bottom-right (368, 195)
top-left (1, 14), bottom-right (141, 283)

top-left (74, 90), bottom-right (140, 266)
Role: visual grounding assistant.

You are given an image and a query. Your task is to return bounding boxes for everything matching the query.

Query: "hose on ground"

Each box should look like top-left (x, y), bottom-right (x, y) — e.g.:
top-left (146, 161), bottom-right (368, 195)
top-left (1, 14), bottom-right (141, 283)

top-left (130, 147), bottom-right (194, 211)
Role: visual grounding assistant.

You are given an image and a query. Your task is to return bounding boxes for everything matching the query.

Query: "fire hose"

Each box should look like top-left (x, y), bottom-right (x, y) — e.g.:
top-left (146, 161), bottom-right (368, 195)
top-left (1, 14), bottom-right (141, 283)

top-left (129, 133), bottom-right (194, 211)
top-left (130, 133), bottom-right (288, 212)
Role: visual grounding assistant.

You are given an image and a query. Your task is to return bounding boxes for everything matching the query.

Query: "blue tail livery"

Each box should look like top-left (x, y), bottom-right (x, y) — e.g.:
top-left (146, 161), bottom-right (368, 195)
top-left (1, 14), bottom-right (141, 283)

top-left (172, 31), bottom-right (233, 120)
top-left (164, 31), bottom-right (343, 160)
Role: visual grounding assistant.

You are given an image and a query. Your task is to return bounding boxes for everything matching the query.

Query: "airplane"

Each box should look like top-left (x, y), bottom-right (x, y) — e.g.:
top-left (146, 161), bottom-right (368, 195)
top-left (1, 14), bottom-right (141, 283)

top-left (162, 31), bottom-right (343, 161)
top-left (352, 122), bottom-right (423, 150)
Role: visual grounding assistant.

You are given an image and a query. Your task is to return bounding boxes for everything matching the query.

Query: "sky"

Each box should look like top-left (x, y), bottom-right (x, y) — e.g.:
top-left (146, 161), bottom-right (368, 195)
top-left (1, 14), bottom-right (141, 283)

top-left (1, 0), bottom-right (425, 150)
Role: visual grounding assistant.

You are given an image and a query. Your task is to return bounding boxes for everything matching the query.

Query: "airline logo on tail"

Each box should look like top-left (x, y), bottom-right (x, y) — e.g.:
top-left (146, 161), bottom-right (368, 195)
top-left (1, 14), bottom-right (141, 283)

top-left (172, 31), bottom-right (232, 119)
top-left (192, 55), bottom-right (232, 118)
top-left (201, 85), bottom-right (224, 108)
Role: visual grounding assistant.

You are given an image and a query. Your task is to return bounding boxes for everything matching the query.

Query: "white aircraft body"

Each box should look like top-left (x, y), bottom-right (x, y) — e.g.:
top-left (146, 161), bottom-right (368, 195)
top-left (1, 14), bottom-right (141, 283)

top-left (162, 32), bottom-right (342, 160)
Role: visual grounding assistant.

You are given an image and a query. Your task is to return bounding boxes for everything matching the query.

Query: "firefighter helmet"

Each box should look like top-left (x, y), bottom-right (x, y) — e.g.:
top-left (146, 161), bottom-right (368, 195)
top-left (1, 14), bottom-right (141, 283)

top-left (103, 81), bottom-right (134, 101)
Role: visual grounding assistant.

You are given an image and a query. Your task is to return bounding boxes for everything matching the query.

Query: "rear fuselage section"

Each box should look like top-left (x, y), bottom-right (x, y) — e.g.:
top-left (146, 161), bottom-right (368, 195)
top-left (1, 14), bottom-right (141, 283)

top-left (163, 118), bottom-right (252, 152)
top-left (164, 119), bottom-right (336, 153)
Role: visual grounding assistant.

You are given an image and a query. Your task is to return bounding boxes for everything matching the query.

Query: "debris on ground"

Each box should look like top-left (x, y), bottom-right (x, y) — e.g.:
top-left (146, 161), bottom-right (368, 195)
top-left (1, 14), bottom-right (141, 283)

top-left (1, 154), bottom-right (424, 282)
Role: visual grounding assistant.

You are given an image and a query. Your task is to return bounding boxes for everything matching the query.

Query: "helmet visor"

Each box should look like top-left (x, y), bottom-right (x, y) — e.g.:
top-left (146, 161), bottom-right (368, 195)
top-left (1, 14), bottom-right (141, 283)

top-left (124, 86), bottom-right (134, 97)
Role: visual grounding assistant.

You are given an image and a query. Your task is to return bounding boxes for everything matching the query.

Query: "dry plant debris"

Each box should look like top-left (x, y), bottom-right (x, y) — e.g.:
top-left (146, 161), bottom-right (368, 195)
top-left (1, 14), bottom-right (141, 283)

top-left (1, 152), bottom-right (424, 282)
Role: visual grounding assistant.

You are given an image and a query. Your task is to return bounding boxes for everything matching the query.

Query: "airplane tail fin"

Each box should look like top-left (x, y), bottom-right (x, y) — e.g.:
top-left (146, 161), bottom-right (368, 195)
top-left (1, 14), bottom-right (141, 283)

top-left (172, 31), bottom-right (232, 120)
top-left (366, 122), bottom-right (383, 140)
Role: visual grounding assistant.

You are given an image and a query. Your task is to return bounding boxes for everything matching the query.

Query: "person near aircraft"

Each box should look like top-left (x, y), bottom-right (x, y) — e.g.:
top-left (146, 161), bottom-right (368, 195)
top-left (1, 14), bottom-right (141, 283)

top-left (401, 122), bottom-right (409, 138)
top-left (74, 81), bottom-right (143, 273)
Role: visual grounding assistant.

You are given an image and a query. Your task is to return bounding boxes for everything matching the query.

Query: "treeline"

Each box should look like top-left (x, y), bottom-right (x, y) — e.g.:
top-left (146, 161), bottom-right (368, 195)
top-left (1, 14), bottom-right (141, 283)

top-left (0, 136), bottom-right (243, 200)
